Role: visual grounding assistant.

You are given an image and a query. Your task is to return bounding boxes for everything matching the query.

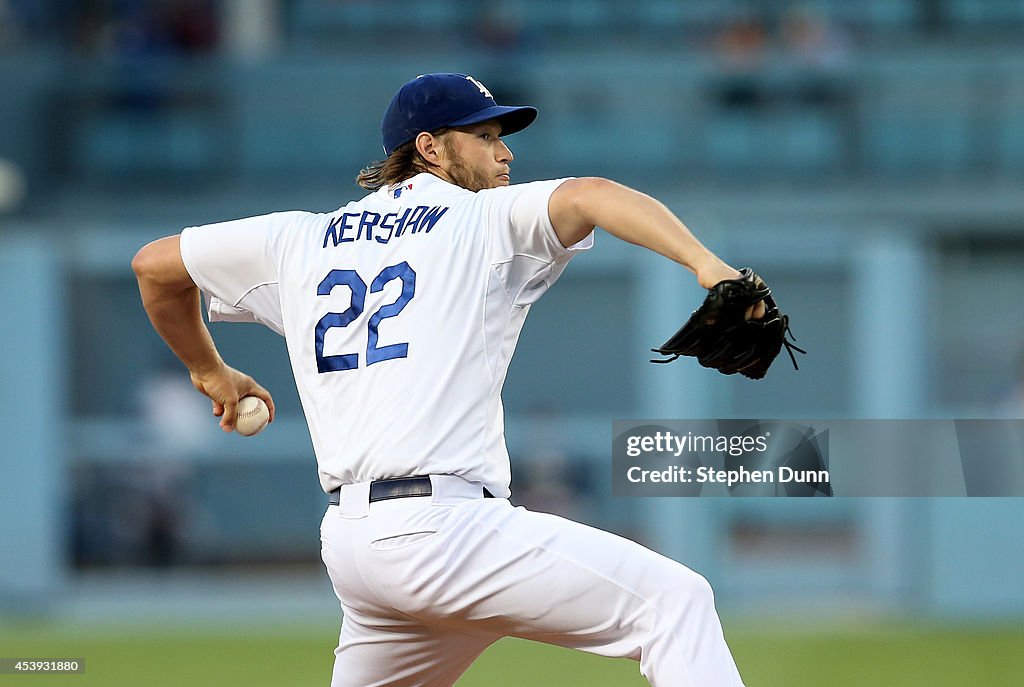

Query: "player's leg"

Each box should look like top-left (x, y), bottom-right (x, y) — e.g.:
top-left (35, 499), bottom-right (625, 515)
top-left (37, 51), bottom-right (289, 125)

top-left (320, 482), bottom-right (743, 686)
top-left (327, 604), bottom-right (493, 687)
top-left (320, 502), bottom-right (495, 687)
top-left (396, 498), bottom-right (745, 687)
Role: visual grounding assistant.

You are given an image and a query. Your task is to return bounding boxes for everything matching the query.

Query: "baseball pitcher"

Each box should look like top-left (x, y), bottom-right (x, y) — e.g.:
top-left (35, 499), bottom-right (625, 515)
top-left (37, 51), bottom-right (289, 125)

top-left (133, 73), bottom-right (793, 686)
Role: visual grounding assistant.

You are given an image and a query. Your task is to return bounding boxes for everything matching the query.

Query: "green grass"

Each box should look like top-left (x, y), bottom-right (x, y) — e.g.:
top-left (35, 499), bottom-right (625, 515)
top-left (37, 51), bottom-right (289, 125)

top-left (0, 621), bottom-right (1021, 686)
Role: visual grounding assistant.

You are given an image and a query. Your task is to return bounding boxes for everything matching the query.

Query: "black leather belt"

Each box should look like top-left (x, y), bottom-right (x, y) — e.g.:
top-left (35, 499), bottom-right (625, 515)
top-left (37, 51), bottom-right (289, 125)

top-left (329, 476), bottom-right (494, 506)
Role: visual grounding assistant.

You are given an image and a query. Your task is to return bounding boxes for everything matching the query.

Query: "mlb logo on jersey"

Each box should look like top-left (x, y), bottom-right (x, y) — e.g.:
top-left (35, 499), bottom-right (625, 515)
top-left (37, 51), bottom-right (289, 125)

top-left (394, 183), bottom-right (413, 199)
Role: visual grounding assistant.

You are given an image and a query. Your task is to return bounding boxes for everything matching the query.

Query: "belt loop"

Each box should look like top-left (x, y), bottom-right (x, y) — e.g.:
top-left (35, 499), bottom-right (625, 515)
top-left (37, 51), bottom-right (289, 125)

top-left (338, 482), bottom-right (370, 519)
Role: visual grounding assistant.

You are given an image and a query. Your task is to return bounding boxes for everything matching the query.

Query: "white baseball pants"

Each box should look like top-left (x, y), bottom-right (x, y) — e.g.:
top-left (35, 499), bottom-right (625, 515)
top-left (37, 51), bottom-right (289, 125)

top-left (320, 475), bottom-right (745, 687)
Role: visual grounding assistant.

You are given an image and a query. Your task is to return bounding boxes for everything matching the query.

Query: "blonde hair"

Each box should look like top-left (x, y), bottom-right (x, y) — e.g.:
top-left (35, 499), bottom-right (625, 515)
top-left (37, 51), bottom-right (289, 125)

top-left (356, 129), bottom-right (451, 191)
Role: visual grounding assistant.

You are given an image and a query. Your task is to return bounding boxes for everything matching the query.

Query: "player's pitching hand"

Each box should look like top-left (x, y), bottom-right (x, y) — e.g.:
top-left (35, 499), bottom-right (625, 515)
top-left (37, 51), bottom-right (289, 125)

top-left (189, 363), bottom-right (276, 433)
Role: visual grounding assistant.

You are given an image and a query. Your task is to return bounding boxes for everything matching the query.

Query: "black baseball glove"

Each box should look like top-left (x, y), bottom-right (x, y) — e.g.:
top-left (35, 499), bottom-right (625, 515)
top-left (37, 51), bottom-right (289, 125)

top-left (650, 268), bottom-right (805, 379)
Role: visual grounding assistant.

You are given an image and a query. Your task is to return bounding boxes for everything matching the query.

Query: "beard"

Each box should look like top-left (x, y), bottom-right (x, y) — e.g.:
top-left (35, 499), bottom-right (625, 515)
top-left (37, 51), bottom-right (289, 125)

top-left (441, 143), bottom-right (497, 192)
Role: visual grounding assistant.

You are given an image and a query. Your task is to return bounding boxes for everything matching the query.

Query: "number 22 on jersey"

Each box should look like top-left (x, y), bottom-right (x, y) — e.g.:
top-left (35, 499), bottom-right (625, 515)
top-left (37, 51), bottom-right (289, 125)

top-left (314, 261), bottom-right (416, 373)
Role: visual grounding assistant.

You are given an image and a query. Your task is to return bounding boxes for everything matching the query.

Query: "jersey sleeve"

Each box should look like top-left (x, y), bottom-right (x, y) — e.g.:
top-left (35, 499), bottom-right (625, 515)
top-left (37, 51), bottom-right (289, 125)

top-left (179, 211), bottom-right (300, 335)
top-left (483, 178), bottom-right (594, 306)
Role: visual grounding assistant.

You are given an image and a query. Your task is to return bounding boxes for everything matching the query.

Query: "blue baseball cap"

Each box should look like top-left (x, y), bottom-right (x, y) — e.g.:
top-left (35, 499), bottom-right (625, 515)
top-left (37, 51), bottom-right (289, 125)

top-left (381, 73), bottom-right (538, 156)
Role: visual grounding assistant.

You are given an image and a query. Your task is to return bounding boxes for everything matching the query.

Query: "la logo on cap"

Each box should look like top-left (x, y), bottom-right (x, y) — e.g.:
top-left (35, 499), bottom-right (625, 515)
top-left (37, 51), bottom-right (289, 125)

top-left (465, 75), bottom-right (493, 100)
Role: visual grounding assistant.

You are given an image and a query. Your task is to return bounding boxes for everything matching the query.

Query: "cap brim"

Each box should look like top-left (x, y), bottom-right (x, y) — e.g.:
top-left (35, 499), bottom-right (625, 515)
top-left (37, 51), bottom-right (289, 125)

top-left (446, 105), bottom-right (538, 136)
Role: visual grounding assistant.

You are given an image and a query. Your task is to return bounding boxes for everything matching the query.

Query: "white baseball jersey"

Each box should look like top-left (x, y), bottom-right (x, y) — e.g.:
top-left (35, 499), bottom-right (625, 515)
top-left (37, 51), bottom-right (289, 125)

top-left (179, 173), bottom-right (593, 496)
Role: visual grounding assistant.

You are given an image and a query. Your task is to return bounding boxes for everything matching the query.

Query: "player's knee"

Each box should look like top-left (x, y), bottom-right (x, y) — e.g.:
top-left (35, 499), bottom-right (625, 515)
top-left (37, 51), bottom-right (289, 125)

top-left (684, 568), bottom-right (716, 607)
top-left (655, 567), bottom-right (717, 630)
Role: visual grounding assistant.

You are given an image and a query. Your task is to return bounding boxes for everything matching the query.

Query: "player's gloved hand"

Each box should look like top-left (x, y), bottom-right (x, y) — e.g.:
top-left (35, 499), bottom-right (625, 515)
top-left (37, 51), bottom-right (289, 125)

top-left (190, 362), bottom-right (276, 432)
top-left (650, 268), bottom-right (805, 379)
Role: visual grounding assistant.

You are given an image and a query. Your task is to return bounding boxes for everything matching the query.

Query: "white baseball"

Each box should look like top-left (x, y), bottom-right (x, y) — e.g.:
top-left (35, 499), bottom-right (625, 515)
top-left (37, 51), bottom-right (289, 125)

top-left (235, 396), bottom-right (270, 436)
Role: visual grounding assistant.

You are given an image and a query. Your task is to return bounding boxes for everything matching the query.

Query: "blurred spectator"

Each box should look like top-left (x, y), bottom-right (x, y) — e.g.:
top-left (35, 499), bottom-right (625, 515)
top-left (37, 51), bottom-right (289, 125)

top-left (780, 4), bottom-right (852, 71)
top-left (0, 0), bottom-right (55, 50)
top-left (160, 0), bottom-right (219, 54)
top-left (54, 0), bottom-right (222, 179)
top-left (710, 10), bottom-right (769, 110)
top-left (472, 1), bottom-right (529, 54)
top-left (68, 0), bottom-right (219, 57)
top-left (68, 0), bottom-right (159, 58)
top-left (71, 460), bottom-right (193, 568)
top-left (470, 1), bottom-right (535, 108)
top-left (779, 4), bottom-right (854, 108)
top-left (709, 5), bottom-right (856, 111)
top-left (71, 360), bottom-right (205, 568)
top-left (0, 0), bottom-right (22, 49)
top-left (715, 10), bottom-right (768, 70)
top-left (132, 359), bottom-right (208, 566)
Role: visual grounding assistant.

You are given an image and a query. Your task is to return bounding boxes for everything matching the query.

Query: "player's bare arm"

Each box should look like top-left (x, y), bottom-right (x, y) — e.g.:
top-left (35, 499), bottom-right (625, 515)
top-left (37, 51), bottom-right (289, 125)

top-left (548, 177), bottom-right (765, 317)
top-left (132, 236), bottom-right (275, 431)
top-left (549, 177), bottom-right (732, 285)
